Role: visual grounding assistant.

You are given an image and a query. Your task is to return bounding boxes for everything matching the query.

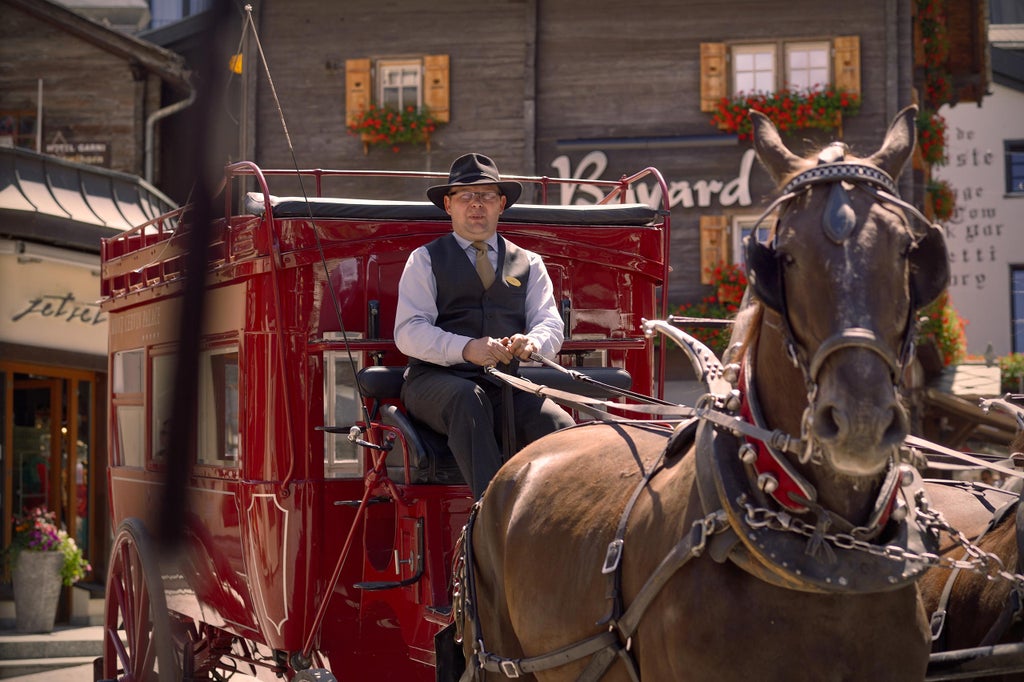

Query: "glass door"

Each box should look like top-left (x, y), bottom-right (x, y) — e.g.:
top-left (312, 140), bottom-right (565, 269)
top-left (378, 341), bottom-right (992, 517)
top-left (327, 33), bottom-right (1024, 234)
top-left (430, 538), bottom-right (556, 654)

top-left (3, 364), bottom-right (94, 574)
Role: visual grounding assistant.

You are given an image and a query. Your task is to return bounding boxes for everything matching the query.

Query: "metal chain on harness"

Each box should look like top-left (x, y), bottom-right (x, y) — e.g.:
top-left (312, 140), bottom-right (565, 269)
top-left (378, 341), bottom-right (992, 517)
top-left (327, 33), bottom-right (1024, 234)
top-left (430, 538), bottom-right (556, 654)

top-left (741, 498), bottom-right (1024, 592)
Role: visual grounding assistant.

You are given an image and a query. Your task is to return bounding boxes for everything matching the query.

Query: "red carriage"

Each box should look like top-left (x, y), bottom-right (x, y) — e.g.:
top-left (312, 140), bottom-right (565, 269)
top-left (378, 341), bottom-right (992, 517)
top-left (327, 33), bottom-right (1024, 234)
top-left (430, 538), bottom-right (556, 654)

top-left (96, 160), bottom-right (671, 680)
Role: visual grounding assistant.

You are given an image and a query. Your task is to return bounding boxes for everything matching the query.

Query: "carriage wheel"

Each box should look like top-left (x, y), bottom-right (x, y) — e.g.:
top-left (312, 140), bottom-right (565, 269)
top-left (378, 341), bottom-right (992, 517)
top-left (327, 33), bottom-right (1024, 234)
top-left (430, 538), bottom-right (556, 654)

top-left (102, 518), bottom-right (181, 681)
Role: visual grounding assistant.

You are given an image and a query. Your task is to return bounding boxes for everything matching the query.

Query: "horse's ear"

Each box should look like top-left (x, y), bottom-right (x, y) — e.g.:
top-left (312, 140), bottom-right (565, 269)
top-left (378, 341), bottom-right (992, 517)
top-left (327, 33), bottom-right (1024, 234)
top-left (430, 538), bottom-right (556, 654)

top-left (910, 223), bottom-right (950, 309)
top-left (744, 235), bottom-right (783, 312)
top-left (866, 105), bottom-right (918, 179)
top-left (751, 109), bottom-right (805, 184)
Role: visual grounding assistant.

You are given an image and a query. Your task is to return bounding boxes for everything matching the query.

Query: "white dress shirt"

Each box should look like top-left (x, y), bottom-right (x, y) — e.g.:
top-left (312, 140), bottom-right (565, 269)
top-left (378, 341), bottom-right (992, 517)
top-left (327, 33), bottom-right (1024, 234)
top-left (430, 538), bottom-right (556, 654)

top-left (394, 233), bottom-right (564, 366)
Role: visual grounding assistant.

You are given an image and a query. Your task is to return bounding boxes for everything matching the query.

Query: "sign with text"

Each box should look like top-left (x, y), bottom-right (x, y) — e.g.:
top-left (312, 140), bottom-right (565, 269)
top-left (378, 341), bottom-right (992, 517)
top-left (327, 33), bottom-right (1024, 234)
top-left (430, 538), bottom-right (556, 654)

top-left (45, 131), bottom-right (110, 167)
top-left (0, 254), bottom-right (107, 355)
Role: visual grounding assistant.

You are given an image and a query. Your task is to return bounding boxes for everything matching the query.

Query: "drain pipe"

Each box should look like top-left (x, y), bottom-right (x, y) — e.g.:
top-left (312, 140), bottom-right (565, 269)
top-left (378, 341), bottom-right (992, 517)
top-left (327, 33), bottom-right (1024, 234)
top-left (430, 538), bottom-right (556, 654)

top-left (145, 86), bottom-right (197, 183)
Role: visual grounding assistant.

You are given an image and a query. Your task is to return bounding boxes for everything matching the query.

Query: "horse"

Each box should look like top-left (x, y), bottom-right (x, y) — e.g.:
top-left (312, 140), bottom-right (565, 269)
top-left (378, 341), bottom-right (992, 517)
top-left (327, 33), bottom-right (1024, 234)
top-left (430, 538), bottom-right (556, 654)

top-left (919, 417), bottom-right (1024, 681)
top-left (452, 105), bottom-right (951, 681)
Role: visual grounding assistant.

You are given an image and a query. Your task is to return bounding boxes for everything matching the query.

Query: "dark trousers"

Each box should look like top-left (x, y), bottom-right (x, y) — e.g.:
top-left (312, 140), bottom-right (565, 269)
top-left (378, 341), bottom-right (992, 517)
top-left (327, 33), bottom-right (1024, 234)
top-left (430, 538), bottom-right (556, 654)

top-left (401, 368), bottom-right (574, 499)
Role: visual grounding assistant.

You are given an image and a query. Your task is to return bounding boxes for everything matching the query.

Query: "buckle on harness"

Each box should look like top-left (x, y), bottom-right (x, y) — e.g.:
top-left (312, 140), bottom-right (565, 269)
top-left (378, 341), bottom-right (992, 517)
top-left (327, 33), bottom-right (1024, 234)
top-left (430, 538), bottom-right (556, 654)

top-left (500, 660), bottom-right (522, 678)
top-left (602, 539), bottom-right (624, 574)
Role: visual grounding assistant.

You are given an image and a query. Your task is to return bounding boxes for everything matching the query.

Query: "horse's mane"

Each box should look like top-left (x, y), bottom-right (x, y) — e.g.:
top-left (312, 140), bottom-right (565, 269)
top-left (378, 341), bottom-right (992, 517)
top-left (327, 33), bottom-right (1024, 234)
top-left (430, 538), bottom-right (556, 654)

top-left (724, 299), bottom-right (763, 365)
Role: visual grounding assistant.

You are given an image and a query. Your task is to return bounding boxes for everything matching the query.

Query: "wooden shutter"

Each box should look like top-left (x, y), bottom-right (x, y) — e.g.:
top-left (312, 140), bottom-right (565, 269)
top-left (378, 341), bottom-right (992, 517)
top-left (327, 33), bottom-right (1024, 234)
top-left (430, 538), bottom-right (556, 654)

top-left (423, 54), bottom-right (450, 123)
top-left (345, 59), bottom-right (372, 126)
top-left (699, 214), bottom-right (729, 284)
top-left (833, 36), bottom-right (861, 99)
top-left (700, 43), bottom-right (727, 113)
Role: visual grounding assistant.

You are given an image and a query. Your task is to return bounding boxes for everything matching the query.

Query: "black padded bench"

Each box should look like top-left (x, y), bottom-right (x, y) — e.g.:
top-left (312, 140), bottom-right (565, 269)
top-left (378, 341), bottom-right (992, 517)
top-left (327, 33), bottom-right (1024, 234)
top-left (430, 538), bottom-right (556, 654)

top-left (355, 365), bottom-right (633, 485)
top-left (245, 192), bottom-right (661, 226)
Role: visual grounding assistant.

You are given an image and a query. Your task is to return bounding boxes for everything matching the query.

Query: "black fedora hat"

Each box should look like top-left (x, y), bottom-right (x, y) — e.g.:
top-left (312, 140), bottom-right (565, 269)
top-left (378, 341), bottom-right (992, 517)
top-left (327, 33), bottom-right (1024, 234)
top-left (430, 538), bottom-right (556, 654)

top-left (427, 153), bottom-right (522, 209)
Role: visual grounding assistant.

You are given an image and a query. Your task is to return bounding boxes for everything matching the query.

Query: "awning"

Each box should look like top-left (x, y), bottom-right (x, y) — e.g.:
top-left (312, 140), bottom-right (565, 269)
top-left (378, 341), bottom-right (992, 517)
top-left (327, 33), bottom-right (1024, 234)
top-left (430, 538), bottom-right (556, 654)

top-left (0, 146), bottom-right (177, 253)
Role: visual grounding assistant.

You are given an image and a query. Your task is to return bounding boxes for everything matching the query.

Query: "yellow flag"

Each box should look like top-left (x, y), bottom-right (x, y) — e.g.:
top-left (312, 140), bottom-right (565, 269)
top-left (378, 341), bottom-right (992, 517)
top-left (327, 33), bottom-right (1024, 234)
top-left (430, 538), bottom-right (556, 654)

top-left (229, 53), bottom-right (243, 74)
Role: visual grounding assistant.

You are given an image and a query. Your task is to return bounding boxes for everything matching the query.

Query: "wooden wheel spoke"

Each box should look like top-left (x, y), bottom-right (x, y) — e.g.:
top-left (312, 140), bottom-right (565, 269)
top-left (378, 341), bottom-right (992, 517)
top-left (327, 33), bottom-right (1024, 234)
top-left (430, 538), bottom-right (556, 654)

top-left (102, 519), bottom-right (179, 681)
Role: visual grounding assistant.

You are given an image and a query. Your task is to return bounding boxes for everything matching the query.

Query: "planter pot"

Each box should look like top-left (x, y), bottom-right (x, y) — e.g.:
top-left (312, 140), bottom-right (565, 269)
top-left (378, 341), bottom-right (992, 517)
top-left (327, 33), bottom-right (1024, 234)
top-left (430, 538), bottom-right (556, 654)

top-left (13, 551), bottom-right (64, 633)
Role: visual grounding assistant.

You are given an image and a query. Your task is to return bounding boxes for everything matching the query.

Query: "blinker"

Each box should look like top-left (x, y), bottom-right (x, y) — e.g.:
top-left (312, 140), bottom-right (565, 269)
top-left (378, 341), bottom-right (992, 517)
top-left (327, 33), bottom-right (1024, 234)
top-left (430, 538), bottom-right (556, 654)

top-left (743, 235), bottom-right (783, 313)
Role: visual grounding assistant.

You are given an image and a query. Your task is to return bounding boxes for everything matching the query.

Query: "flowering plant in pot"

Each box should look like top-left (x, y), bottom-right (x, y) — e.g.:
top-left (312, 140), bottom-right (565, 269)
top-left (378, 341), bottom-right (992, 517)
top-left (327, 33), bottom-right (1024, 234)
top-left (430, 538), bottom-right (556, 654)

top-left (5, 506), bottom-right (91, 632)
top-left (916, 109), bottom-right (947, 166)
top-left (670, 262), bottom-right (747, 357)
top-left (710, 87), bottom-right (860, 140)
top-left (7, 506), bottom-right (91, 586)
top-left (347, 104), bottom-right (438, 153)
top-left (926, 178), bottom-right (956, 221)
top-left (917, 290), bottom-right (967, 369)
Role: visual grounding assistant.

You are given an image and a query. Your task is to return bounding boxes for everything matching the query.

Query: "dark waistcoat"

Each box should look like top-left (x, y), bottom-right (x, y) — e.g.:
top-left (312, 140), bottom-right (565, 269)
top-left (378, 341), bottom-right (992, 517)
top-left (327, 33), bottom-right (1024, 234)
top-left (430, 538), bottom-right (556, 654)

top-left (406, 233), bottom-right (531, 379)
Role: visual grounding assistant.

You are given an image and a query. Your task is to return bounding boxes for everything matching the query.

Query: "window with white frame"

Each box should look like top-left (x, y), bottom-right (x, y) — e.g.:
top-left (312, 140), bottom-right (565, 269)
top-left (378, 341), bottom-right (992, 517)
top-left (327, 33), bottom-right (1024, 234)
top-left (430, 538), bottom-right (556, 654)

top-left (701, 37), bottom-right (859, 114)
top-left (346, 55), bottom-right (450, 126)
top-left (733, 45), bottom-right (776, 94)
top-left (732, 41), bottom-right (830, 94)
top-left (732, 215), bottom-right (773, 268)
top-left (785, 41), bottom-right (831, 90)
top-left (378, 60), bottom-right (423, 110)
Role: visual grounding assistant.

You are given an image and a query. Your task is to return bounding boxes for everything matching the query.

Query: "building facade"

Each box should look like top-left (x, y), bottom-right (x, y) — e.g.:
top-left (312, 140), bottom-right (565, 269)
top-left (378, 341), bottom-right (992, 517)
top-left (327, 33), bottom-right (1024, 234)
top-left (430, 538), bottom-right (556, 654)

top-left (936, 23), bottom-right (1024, 356)
top-left (0, 0), bottom-right (184, 600)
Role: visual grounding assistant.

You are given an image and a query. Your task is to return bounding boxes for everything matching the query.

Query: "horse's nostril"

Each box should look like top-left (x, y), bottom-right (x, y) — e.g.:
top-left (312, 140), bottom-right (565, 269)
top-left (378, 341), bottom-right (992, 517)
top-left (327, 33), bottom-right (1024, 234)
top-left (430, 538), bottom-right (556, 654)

top-left (881, 405), bottom-right (910, 446)
top-left (813, 404), bottom-right (843, 440)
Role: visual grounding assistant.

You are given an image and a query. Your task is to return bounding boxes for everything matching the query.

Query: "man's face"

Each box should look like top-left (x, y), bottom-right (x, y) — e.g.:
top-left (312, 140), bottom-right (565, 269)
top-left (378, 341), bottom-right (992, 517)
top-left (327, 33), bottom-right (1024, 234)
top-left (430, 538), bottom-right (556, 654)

top-left (444, 184), bottom-right (506, 241)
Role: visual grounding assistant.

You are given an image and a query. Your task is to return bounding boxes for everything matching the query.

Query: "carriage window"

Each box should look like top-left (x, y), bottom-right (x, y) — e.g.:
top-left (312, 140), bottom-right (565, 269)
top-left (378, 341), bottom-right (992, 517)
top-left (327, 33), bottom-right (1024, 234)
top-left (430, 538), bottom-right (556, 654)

top-left (113, 349), bottom-right (144, 467)
top-left (1007, 141), bottom-right (1024, 194)
top-left (150, 352), bottom-right (176, 463)
top-left (1012, 268), bottom-right (1024, 353)
top-left (324, 333), bottom-right (363, 477)
top-left (197, 347), bottom-right (240, 467)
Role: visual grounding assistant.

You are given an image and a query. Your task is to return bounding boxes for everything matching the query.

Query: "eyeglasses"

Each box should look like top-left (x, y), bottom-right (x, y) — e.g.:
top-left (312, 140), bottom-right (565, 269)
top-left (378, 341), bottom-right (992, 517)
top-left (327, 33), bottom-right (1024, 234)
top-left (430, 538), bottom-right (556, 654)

top-left (449, 191), bottom-right (502, 204)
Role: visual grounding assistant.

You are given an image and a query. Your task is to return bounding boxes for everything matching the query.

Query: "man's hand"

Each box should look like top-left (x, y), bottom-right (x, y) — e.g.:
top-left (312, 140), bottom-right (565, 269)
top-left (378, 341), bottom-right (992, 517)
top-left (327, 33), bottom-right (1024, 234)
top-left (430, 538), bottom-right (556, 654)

top-left (463, 337), bottom-right (515, 367)
top-left (502, 334), bottom-right (538, 360)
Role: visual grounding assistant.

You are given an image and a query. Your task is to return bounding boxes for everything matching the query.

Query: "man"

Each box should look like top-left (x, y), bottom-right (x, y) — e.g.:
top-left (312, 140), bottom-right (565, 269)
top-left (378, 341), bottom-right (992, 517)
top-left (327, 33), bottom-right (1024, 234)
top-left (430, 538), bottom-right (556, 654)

top-left (394, 153), bottom-right (574, 499)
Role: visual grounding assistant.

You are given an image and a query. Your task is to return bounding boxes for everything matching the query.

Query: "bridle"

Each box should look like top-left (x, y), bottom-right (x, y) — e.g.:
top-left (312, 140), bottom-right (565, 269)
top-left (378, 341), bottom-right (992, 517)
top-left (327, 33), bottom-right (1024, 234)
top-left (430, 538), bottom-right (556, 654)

top-left (744, 146), bottom-right (950, 462)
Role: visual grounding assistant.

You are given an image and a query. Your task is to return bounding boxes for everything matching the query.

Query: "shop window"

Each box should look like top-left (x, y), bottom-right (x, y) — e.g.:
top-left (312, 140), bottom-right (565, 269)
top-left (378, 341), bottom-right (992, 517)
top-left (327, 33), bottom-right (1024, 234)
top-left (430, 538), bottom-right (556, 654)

top-left (197, 347), bottom-right (240, 467)
top-left (699, 214), bottom-right (771, 282)
top-left (700, 36), bottom-right (860, 112)
top-left (1006, 140), bottom-right (1024, 195)
top-left (112, 349), bottom-right (144, 467)
top-left (323, 333), bottom-right (363, 477)
top-left (346, 54), bottom-right (450, 124)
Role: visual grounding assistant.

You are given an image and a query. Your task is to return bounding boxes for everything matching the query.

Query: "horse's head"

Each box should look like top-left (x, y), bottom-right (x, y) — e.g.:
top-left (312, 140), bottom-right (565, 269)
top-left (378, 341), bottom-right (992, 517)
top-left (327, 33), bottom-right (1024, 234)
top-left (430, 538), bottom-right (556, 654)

top-left (744, 106), bottom-right (949, 483)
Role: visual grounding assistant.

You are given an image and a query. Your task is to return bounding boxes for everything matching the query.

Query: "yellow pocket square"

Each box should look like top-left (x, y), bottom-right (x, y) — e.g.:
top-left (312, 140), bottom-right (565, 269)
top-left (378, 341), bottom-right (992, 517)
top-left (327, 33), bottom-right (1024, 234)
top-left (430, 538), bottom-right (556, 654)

top-left (505, 276), bottom-right (522, 287)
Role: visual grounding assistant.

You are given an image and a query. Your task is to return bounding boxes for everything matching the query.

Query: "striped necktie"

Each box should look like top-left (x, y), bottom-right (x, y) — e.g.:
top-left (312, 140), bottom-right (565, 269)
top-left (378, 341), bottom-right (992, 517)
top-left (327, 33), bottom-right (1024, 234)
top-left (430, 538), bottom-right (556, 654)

top-left (472, 241), bottom-right (495, 288)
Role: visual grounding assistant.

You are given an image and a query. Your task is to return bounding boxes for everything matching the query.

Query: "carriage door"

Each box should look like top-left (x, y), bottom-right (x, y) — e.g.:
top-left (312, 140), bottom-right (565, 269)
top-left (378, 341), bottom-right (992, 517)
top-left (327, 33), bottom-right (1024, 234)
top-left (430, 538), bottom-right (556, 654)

top-left (3, 364), bottom-right (94, 575)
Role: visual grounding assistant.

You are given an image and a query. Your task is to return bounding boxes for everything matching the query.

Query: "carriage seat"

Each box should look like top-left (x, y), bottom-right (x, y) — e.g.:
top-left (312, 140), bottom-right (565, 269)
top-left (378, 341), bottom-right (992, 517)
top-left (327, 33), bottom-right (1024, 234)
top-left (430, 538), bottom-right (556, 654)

top-left (355, 364), bottom-right (633, 486)
top-left (245, 192), bottom-right (660, 226)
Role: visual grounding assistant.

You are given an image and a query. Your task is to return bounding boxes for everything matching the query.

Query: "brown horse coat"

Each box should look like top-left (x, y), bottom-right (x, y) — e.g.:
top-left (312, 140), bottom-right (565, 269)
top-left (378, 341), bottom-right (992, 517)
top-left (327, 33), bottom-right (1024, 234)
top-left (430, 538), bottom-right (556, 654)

top-left (467, 421), bottom-right (930, 680)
